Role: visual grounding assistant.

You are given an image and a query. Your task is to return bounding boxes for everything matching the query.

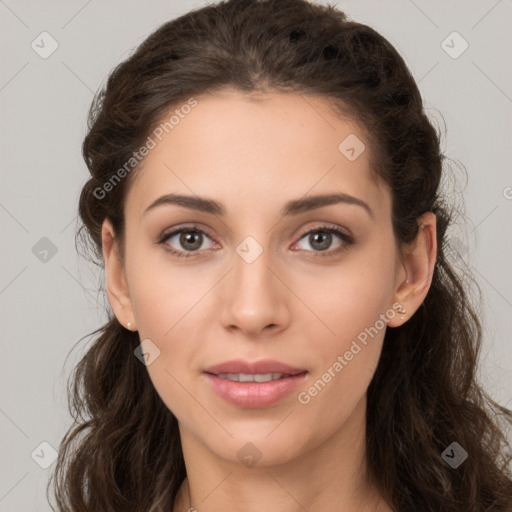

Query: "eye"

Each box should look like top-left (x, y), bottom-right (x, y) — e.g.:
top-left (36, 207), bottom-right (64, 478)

top-left (158, 225), bottom-right (217, 258)
top-left (292, 225), bottom-right (353, 256)
top-left (158, 224), bottom-right (353, 259)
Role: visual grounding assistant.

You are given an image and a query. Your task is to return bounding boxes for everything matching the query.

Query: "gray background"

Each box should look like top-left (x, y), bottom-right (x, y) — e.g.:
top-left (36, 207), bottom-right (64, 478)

top-left (1, 0), bottom-right (511, 510)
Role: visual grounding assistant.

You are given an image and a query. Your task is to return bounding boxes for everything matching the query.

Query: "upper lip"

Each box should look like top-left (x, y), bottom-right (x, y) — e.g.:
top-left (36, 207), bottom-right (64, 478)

top-left (204, 359), bottom-right (307, 376)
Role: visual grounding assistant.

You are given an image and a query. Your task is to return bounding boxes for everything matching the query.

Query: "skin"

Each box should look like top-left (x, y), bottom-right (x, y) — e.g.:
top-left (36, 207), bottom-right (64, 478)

top-left (102, 89), bottom-right (436, 512)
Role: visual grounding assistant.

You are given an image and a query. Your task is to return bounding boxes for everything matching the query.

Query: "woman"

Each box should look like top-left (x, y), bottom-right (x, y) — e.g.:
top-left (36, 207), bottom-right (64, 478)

top-left (49, 0), bottom-right (512, 510)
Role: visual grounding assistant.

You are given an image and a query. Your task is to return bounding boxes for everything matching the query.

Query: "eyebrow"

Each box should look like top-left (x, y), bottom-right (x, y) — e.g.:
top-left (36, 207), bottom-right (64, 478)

top-left (143, 192), bottom-right (373, 219)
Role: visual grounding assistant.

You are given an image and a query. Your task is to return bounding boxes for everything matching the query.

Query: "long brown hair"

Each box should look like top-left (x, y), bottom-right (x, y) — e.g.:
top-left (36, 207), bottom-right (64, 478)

top-left (48, 0), bottom-right (512, 510)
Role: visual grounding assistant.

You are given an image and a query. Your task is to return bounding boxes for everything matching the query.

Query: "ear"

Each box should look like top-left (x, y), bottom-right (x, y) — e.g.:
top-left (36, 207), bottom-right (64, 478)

top-left (101, 218), bottom-right (136, 331)
top-left (387, 212), bottom-right (437, 327)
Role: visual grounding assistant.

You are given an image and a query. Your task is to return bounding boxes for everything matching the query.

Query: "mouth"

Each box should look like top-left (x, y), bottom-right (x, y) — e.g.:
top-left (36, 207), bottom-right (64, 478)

top-left (209, 372), bottom-right (303, 383)
top-left (202, 360), bottom-right (308, 408)
top-left (204, 358), bottom-right (307, 377)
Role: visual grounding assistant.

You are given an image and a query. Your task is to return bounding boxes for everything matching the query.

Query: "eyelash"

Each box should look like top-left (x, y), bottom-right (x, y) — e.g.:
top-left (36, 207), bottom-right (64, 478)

top-left (157, 224), bottom-right (354, 259)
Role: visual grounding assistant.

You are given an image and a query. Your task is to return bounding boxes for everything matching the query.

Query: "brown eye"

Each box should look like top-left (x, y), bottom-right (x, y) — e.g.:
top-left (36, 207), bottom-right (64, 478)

top-left (177, 230), bottom-right (203, 251)
top-left (305, 231), bottom-right (333, 251)
top-left (293, 226), bottom-right (353, 256)
top-left (159, 227), bottom-right (216, 258)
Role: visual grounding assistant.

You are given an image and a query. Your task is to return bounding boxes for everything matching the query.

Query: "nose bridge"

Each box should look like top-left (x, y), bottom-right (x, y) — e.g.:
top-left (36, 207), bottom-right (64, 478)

top-left (232, 233), bottom-right (277, 302)
top-left (220, 231), bottom-right (288, 334)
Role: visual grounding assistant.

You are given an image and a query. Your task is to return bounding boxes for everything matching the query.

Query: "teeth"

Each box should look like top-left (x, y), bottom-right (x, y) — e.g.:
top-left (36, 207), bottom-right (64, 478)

top-left (217, 373), bottom-right (285, 382)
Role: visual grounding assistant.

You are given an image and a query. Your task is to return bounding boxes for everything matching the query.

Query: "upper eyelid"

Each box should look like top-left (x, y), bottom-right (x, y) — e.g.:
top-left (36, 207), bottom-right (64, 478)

top-left (160, 224), bottom-right (216, 242)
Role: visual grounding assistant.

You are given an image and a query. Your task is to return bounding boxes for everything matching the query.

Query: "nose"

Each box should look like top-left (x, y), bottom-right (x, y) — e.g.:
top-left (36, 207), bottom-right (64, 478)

top-left (219, 247), bottom-right (291, 338)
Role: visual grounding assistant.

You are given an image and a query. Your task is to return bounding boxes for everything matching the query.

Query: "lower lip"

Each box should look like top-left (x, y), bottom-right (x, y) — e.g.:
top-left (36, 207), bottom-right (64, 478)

top-left (203, 372), bottom-right (308, 408)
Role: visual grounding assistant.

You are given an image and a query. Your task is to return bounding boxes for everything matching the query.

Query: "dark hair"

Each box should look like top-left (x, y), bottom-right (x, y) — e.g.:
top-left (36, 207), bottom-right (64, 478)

top-left (49, 0), bottom-right (512, 510)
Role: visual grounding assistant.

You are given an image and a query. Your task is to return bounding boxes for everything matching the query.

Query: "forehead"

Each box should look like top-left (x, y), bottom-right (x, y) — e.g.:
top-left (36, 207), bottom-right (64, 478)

top-left (125, 90), bottom-right (390, 220)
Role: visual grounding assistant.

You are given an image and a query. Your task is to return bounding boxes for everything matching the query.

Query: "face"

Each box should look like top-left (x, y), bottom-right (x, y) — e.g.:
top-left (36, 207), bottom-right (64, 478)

top-left (103, 89), bottom-right (416, 468)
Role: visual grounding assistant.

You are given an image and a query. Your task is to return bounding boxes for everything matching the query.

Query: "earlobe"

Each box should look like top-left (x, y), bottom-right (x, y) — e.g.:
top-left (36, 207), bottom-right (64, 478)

top-left (387, 212), bottom-right (437, 328)
top-left (101, 218), bottom-right (136, 331)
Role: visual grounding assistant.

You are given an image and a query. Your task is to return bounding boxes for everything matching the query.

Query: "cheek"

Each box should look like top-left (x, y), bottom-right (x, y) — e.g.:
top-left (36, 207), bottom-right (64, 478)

top-left (127, 247), bottom-right (211, 338)
top-left (296, 310), bottom-right (387, 427)
top-left (128, 267), bottom-right (201, 418)
top-left (304, 255), bottom-right (395, 350)
top-left (297, 249), bottom-right (395, 402)
top-left (125, 251), bottom-right (214, 399)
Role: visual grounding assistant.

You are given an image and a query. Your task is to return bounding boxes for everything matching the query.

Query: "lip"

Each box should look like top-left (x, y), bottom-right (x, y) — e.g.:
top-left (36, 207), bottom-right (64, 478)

top-left (203, 372), bottom-right (308, 408)
top-left (204, 359), bottom-right (306, 376)
top-left (203, 359), bottom-right (308, 409)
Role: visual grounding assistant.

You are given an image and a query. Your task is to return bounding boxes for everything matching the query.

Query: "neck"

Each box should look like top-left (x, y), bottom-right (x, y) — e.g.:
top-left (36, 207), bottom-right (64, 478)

top-left (172, 395), bottom-right (391, 512)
